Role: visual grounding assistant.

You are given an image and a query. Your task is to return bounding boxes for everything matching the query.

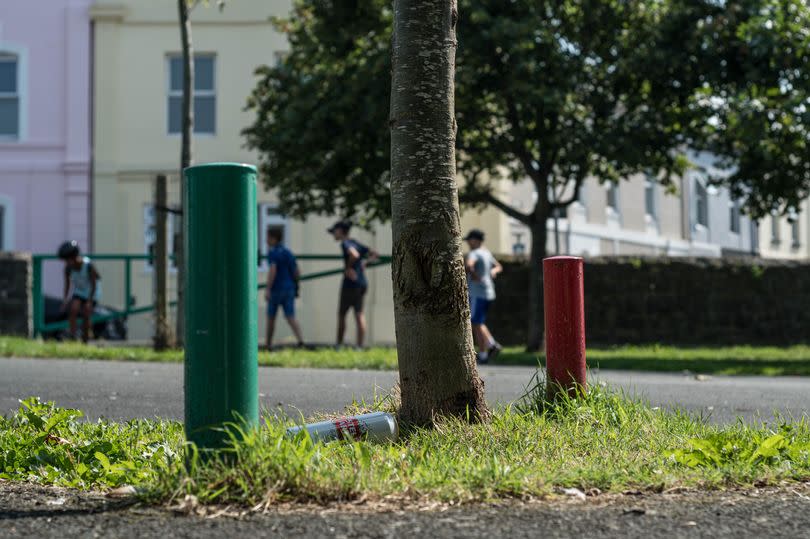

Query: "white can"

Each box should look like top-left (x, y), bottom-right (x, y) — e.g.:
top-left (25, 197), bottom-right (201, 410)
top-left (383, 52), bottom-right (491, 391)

top-left (286, 411), bottom-right (398, 443)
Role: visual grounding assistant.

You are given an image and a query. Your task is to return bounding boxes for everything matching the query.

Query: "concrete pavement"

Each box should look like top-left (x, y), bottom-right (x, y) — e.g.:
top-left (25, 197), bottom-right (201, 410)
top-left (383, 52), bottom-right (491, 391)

top-left (1, 357), bottom-right (809, 424)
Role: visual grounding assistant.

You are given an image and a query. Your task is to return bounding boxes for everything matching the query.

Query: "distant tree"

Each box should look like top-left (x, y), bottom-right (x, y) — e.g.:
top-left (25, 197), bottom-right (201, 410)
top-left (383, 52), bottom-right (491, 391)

top-left (683, 0), bottom-right (810, 216)
top-left (245, 0), bottom-right (810, 350)
top-left (390, 0), bottom-right (487, 424)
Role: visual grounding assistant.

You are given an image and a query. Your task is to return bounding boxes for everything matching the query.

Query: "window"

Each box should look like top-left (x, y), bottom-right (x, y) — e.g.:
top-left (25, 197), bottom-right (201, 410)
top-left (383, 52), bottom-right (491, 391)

top-left (729, 200), bottom-right (741, 234)
top-left (644, 178), bottom-right (656, 219)
top-left (144, 205), bottom-right (181, 270)
top-left (695, 180), bottom-right (708, 227)
top-left (789, 210), bottom-right (800, 248)
top-left (0, 53), bottom-right (19, 139)
top-left (771, 214), bottom-right (781, 244)
top-left (606, 181), bottom-right (619, 212)
top-left (168, 55), bottom-right (216, 134)
top-left (258, 203), bottom-right (289, 269)
top-left (791, 220), bottom-right (800, 248)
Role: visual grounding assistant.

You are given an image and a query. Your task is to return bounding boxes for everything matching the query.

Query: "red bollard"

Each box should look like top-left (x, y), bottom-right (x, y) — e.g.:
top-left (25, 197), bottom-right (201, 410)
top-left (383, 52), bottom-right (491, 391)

top-left (543, 256), bottom-right (586, 398)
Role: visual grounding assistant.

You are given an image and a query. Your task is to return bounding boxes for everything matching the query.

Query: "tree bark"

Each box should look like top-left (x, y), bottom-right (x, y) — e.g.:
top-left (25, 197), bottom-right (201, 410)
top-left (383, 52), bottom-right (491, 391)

top-left (153, 174), bottom-right (172, 350)
top-left (176, 0), bottom-right (194, 346)
top-left (390, 0), bottom-right (487, 425)
top-left (526, 218), bottom-right (548, 352)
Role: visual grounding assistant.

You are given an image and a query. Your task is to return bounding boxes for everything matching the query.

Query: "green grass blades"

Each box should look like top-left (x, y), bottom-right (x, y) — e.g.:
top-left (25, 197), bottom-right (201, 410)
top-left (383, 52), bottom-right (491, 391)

top-left (3, 390), bottom-right (810, 504)
top-left (3, 337), bottom-right (810, 375)
top-left (153, 384), bottom-right (810, 506)
top-left (0, 397), bottom-right (182, 488)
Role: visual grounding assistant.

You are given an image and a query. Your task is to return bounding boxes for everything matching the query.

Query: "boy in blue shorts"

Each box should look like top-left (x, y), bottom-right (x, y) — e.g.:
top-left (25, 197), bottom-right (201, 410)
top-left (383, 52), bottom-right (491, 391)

top-left (265, 228), bottom-right (305, 349)
top-left (464, 229), bottom-right (503, 364)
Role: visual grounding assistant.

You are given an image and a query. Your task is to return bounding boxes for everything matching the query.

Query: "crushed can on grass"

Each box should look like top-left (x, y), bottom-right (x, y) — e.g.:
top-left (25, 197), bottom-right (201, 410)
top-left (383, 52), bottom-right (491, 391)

top-left (286, 412), bottom-right (398, 443)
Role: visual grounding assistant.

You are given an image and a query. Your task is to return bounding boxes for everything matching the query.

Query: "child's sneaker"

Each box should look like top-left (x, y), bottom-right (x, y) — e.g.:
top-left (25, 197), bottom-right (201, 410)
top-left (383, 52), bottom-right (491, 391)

top-left (487, 343), bottom-right (502, 362)
top-left (476, 351), bottom-right (489, 365)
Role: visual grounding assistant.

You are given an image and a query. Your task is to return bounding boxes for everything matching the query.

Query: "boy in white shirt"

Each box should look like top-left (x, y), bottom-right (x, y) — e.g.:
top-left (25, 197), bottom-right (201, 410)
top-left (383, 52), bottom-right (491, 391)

top-left (464, 229), bottom-right (503, 363)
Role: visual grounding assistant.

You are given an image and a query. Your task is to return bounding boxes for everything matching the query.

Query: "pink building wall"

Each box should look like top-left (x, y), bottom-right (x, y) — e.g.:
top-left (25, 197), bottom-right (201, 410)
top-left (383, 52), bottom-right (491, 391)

top-left (0, 0), bottom-right (92, 293)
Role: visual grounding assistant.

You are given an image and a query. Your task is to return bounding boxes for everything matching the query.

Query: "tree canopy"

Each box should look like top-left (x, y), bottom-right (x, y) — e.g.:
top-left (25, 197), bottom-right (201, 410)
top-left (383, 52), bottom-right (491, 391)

top-left (245, 0), bottom-right (808, 221)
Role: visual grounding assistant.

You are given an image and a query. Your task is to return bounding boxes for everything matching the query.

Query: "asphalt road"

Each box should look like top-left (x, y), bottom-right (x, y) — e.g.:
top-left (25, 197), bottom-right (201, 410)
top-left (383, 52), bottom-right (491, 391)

top-left (2, 482), bottom-right (810, 539)
top-left (1, 358), bottom-right (809, 424)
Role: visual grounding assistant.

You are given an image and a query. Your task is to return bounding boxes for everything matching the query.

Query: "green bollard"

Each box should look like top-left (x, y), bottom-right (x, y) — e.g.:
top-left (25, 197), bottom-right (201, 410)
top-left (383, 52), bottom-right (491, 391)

top-left (183, 162), bottom-right (258, 450)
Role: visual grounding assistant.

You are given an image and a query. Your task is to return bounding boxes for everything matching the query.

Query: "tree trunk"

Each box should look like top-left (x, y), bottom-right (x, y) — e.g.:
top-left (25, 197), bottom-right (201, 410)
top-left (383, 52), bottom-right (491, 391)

top-left (526, 218), bottom-right (548, 352)
top-left (390, 0), bottom-right (487, 425)
top-left (176, 0), bottom-right (194, 346)
top-left (153, 174), bottom-right (172, 350)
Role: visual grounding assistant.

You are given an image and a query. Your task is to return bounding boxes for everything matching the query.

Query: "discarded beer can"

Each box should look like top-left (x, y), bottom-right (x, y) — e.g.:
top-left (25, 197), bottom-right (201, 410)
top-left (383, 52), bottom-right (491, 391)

top-left (286, 411), bottom-right (398, 443)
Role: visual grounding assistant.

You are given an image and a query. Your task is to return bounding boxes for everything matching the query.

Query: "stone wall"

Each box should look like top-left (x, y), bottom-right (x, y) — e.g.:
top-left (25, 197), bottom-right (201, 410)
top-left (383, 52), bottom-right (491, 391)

top-left (488, 257), bottom-right (810, 346)
top-left (0, 252), bottom-right (32, 337)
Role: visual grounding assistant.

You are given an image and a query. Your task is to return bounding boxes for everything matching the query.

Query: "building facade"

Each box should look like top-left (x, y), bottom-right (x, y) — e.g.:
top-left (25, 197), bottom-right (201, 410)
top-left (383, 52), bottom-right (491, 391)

top-left (89, 0), bottom-right (402, 343)
top-left (503, 153), bottom-right (759, 261)
top-left (87, 0), bottom-right (806, 344)
top-left (0, 0), bottom-right (92, 294)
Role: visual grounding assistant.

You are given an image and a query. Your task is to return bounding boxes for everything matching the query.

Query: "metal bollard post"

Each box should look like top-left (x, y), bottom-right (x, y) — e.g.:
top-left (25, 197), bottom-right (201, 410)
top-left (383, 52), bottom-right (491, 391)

top-left (543, 256), bottom-right (586, 398)
top-left (183, 162), bottom-right (258, 449)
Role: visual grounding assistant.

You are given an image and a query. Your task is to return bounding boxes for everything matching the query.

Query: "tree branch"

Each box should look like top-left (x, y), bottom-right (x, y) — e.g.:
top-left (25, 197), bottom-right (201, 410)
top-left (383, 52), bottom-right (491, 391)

top-left (551, 175), bottom-right (585, 208)
top-left (460, 190), bottom-right (531, 224)
top-left (484, 192), bottom-right (531, 223)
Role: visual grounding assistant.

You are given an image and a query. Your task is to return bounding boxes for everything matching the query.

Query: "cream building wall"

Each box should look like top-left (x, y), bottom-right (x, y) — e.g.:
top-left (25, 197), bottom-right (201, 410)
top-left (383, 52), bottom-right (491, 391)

top-left (758, 199), bottom-right (810, 260)
top-left (90, 0), bottom-right (401, 345)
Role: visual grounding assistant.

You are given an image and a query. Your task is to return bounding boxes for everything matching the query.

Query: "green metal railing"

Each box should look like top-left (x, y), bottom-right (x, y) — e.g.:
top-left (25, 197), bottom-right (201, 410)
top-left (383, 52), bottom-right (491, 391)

top-left (32, 253), bottom-right (392, 337)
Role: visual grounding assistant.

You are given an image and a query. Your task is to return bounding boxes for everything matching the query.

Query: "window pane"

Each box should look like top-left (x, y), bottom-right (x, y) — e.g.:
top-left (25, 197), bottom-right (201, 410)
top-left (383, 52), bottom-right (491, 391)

top-left (0, 98), bottom-right (19, 136)
top-left (194, 95), bottom-right (215, 133)
top-left (168, 96), bottom-right (182, 134)
top-left (0, 60), bottom-right (16, 93)
top-left (195, 57), bottom-right (214, 91)
top-left (645, 183), bottom-right (655, 217)
top-left (169, 57), bottom-right (183, 91)
top-left (607, 183), bottom-right (618, 210)
top-left (772, 215), bottom-right (780, 241)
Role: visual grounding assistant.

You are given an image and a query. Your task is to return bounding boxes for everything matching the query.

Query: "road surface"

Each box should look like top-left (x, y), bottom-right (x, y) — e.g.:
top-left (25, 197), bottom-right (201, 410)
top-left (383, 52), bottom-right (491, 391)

top-left (1, 358), bottom-right (808, 424)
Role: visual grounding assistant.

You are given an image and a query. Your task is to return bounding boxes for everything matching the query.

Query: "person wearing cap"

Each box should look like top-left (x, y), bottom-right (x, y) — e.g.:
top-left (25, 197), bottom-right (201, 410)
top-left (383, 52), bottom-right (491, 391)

top-left (464, 229), bottom-right (503, 363)
top-left (327, 220), bottom-right (379, 348)
top-left (57, 240), bottom-right (101, 343)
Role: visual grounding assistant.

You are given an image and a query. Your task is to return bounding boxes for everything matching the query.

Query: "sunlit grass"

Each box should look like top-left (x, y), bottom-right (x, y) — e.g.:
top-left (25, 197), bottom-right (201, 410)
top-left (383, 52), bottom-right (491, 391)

top-left (2, 337), bottom-right (810, 375)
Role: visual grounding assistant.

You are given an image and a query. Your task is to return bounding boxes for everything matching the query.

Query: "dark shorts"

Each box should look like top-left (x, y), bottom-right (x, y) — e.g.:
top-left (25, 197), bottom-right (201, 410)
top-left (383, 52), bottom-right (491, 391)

top-left (339, 287), bottom-right (367, 316)
top-left (71, 295), bottom-right (95, 309)
top-left (267, 289), bottom-right (296, 319)
top-left (470, 297), bottom-right (492, 325)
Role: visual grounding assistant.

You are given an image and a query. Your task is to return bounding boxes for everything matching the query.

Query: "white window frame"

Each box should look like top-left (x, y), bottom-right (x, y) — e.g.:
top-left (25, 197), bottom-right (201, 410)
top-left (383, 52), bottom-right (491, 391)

top-left (771, 214), bottom-right (781, 245)
top-left (605, 181), bottom-right (621, 228)
top-left (0, 43), bottom-right (27, 142)
top-left (789, 210), bottom-right (801, 249)
top-left (729, 199), bottom-right (741, 235)
top-left (258, 203), bottom-right (290, 272)
top-left (644, 177), bottom-right (657, 222)
top-left (167, 53), bottom-right (216, 136)
top-left (0, 194), bottom-right (14, 251)
top-left (694, 178), bottom-right (709, 229)
top-left (143, 205), bottom-right (180, 272)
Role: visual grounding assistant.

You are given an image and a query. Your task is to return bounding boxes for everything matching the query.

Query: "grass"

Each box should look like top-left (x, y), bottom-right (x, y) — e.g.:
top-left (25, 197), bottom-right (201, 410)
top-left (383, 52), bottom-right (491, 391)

top-left (2, 336), bottom-right (810, 376)
top-left (2, 380), bottom-right (810, 505)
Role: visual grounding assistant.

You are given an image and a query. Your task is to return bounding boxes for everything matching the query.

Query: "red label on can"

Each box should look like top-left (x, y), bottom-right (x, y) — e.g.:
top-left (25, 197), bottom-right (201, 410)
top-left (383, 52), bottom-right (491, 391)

top-left (333, 417), bottom-right (364, 441)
